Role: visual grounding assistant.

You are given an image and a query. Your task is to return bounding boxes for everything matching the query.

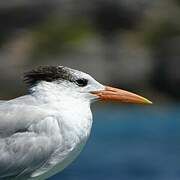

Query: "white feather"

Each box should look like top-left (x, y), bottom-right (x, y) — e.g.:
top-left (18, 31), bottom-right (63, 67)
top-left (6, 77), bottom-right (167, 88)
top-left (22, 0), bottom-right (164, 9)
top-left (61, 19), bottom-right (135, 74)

top-left (0, 68), bottom-right (104, 179)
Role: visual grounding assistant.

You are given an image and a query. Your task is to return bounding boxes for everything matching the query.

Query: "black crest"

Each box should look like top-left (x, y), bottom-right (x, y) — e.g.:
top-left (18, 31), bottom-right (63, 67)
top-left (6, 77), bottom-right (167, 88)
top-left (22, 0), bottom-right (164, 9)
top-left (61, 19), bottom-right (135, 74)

top-left (24, 66), bottom-right (75, 86)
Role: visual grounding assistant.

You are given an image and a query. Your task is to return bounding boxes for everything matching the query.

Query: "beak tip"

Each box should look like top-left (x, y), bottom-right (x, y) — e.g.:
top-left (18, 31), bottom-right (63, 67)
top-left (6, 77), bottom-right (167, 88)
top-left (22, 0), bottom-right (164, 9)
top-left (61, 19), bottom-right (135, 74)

top-left (143, 98), bottom-right (153, 104)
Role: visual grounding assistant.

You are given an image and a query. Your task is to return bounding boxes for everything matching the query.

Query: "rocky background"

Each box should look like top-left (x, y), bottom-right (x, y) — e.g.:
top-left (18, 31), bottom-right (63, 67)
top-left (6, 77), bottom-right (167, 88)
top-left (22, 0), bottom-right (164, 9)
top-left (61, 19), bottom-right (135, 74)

top-left (0, 0), bottom-right (180, 103)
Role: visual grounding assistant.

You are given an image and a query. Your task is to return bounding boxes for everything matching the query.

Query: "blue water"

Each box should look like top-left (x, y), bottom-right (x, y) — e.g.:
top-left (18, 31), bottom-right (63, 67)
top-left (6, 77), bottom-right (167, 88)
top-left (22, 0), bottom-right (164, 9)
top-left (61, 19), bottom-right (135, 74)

top-left (50, 105), bottom-right (180, 180)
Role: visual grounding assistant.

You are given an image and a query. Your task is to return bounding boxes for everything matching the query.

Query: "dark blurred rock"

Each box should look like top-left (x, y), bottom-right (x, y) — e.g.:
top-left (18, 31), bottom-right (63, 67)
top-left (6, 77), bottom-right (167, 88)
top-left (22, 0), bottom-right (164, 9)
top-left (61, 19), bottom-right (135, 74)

top-left (90, 1), bottom-right (147, 36)
top-left (0, 2), bottom-right (56, 46)
top-left (151, 36), bottom-right (180, 100)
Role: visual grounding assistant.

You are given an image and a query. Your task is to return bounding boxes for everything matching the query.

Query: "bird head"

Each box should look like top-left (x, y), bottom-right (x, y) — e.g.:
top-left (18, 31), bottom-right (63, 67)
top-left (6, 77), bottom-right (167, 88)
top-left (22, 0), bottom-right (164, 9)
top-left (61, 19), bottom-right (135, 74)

top-left (24, 66), bottom-right (152, 104)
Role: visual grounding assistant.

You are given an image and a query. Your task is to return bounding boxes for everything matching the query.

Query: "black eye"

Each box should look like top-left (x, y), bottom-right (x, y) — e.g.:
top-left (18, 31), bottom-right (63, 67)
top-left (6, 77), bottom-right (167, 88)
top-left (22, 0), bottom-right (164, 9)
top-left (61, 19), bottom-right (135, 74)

top-left (75, 78), bottom-right (88, 87)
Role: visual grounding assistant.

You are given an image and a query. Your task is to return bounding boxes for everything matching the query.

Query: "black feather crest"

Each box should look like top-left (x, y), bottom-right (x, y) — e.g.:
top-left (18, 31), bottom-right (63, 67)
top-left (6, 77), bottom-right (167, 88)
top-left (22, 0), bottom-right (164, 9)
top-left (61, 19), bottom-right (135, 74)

top-left (24, 66), bottom-right (74, 86)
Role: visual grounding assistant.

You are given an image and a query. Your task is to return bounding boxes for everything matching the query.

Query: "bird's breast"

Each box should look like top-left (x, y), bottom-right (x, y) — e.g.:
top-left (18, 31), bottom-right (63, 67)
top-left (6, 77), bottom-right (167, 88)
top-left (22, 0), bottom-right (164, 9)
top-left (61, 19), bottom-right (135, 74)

top-left (33, 104), bottom-right (93, 179)
top-left (54, 102), bottom-right (93, 164)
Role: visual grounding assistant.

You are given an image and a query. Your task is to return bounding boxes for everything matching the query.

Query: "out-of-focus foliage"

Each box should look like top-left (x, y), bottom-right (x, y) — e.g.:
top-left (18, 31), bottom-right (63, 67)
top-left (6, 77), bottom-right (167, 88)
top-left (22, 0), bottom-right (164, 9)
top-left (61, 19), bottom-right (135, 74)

top-left (30, 17), bottom-right (93, 58)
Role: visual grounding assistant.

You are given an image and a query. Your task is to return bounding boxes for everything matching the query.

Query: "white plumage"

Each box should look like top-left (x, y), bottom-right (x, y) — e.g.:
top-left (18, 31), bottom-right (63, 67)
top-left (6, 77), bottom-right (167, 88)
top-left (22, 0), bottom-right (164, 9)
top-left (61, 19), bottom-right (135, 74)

top-left (0, 66), bottom-right (151, 179)
top-left (0, 66), bottom-right (104, 179)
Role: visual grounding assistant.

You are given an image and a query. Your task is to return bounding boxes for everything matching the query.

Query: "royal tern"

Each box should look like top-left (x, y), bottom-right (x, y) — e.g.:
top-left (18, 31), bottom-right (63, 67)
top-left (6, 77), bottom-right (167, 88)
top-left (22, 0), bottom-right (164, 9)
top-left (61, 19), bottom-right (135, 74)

top-left (0, 66), bottom-right (152, 179)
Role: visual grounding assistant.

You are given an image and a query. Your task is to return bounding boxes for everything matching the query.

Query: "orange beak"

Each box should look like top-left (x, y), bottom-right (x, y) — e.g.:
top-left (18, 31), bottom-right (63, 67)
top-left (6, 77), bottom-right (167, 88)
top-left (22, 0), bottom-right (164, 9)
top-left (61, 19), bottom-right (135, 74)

top-left (91, 86), bottom-right (152, 104)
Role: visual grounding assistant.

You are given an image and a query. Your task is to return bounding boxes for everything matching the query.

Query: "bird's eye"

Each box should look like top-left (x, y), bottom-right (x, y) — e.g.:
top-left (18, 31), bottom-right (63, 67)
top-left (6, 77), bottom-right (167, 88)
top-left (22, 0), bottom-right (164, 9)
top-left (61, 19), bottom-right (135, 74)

top-left (75, 78), bottom-right (88, 87)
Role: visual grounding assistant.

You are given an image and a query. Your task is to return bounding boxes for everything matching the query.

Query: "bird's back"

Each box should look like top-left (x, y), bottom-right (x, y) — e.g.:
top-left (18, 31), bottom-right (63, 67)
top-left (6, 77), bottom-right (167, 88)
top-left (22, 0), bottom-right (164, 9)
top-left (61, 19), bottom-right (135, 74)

top-left (0, 96), bottom-right (61, 179)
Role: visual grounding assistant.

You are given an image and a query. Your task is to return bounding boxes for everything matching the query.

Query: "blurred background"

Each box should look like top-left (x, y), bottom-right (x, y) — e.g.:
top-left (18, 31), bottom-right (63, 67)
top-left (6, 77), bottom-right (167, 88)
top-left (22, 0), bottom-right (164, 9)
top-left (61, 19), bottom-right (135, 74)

top-left (0, 0), bottom-right (180, 179)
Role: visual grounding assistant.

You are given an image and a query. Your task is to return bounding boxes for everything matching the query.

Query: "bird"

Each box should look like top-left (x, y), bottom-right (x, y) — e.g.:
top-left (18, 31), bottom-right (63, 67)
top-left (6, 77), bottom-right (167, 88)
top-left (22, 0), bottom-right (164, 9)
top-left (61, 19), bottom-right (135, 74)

top-left (0, 66), bottom-right (152, 179)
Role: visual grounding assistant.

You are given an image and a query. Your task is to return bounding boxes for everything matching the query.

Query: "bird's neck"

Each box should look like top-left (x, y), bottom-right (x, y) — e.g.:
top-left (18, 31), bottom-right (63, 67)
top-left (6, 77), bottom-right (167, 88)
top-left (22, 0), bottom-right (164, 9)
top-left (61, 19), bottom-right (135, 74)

top-left (30, 82), bottom-right (93, 140)
top-left (29, 82), bottom-right (89, 104)
top-left (31, 84), bottom-right (92, 134)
